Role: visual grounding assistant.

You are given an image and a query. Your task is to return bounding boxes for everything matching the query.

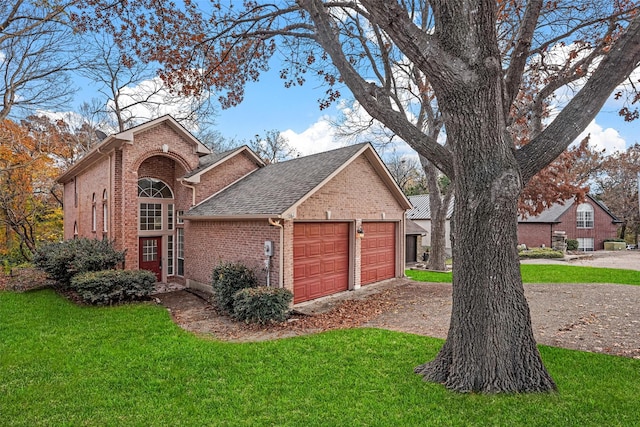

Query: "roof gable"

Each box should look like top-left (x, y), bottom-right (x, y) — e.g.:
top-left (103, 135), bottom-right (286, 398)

top-left (57, 115), bottom-right (210, 183)
top-left (518, 194), bottom-right (621, 223)
top-left (186, 143), bottom-right (411, 219)
top-left (182, 145), bottom-right (264, 183)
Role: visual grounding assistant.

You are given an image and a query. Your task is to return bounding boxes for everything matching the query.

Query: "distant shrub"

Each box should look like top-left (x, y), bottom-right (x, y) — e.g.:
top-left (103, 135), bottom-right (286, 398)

top-left (33, 238), bottom-right (125, 287)
top-left (232, 287), bottom-right (293, 324)
top-left (566, 239), bottom-right (579, 251)
top-left (519, 247), bottom-right (564, 259)
top-left (603, 238), bottom-right (626, 243)
top-left (211, 262), bottom-right (258, 314)
top-left (70, 270), bottom-right (156, 305)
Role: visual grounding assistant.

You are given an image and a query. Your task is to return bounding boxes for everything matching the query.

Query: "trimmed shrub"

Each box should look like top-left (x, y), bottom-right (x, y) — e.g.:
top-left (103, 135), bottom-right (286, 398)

top-left (70, 269), bottom-right (156, 305)
top-left (518, 247), bottom-right (564, 259)
top-left (232, 286), bottom-right (293, 324)
top-left (566, 239), bottom-right (579, 251)
top-left (211, 262), bottom-right (258, 314)
top-left (33, 238), bottom-right (126, 287)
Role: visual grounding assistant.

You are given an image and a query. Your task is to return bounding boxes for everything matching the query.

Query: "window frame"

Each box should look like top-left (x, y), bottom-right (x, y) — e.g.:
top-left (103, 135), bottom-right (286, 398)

top-left (576, 203), bottom-right (594, 229)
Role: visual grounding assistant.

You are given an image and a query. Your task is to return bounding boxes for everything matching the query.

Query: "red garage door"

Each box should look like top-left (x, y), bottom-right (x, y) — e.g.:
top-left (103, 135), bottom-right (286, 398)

top-left (293, 222), bottom-right (349, 303)
top-left (361, 222), bottom-right (396, 285)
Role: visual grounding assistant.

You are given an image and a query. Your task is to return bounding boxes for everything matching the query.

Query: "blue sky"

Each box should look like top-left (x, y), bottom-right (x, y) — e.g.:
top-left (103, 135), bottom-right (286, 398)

top-left (214, 63), bottom-right (640, 158)
top-left (68, 54), bottom-right (640, 161)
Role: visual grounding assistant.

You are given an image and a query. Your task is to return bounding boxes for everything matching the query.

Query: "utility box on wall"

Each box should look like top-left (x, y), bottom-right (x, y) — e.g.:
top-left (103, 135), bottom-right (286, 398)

top-left (264, 240), bottom-right (273, 257)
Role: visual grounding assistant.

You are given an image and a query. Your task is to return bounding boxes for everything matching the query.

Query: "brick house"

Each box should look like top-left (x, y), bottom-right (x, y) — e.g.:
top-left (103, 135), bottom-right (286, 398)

top-left (517, 194), bottom-right (621, 251)
top-left (57, 116), bottom-right (411, 304)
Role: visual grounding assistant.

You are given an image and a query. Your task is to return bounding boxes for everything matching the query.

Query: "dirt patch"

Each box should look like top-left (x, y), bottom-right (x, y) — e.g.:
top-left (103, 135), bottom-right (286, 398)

top-left (156, 276), bottom-right (640, 359)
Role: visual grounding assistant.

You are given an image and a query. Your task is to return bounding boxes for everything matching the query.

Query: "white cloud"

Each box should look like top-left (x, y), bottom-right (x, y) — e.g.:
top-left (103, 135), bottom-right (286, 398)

top-left (576, 120), bottom-right (626, 155)
top-left (281, 117), bottom-right (342, 156)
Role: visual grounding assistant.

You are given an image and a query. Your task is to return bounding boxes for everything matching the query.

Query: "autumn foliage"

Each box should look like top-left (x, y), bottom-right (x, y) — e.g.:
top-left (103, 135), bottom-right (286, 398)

top-left (0, 119), bottom-right (64, 262)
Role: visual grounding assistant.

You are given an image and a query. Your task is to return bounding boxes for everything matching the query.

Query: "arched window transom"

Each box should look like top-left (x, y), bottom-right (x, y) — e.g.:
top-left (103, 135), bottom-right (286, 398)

top-left (138, 178), bottom-right (174, 198)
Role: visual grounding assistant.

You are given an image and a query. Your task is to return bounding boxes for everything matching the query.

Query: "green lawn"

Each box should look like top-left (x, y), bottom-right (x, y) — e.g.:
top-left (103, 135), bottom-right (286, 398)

top-left (406, 264), bottom-right (640, 285)
top-left (1, 289), bottom-right (639, 426)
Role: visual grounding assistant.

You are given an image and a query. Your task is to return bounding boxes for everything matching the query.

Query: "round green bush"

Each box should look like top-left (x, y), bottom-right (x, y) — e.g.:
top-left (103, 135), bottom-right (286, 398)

top-left (566, 239), bottom-right (579, 251)
top-left (232, 286), bottom-right (293, 324)
top-left (211, 262), bottom-right (258, 314)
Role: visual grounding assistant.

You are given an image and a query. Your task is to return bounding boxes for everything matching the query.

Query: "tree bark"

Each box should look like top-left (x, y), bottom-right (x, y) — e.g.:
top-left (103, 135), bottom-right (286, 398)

top-left (421, 156), bottom-right (452, 271)
top-left (414, 61), bottom-right (556, 393)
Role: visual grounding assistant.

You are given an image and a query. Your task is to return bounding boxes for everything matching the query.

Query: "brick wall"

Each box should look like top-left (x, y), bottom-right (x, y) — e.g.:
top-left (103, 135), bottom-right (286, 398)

top-left (517, 223), bottom-right (553, 248)
top-left (184, 220), bottom-right (281, 289)
top-left (296, 155), bottom-right (405, 221)
top-left (194, 152), bottom-right (260, 205)
top-left (63, 157), bottom-right (111, 241)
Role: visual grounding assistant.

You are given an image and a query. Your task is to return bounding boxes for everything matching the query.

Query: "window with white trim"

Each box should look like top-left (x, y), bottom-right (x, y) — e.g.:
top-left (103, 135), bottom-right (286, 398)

top-left (167, 235), bottom-right (174, 275)
top-left (91, 193), bottom-right (97, 232)
top-left (177, 228), bottom-right (184, 276)
top-left (576, 237), bottom-right (594, 252)
top-left (139, 203), bottom-right (163, 231)
top-left (576, 203), bottom-right (594, 228)
top-left (102, 190), bottom-right (108, 233)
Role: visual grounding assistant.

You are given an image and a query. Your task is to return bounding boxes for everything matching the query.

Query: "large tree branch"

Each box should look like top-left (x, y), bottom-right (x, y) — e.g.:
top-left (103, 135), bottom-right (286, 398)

top-left (503, 0), bottom-right (543, 115)
top-left (298, 0), bottom-right (454, 177)
top-left (517, 15), bottom-right (640, 182)
top-left (358, 0), bottom-right (476, 89)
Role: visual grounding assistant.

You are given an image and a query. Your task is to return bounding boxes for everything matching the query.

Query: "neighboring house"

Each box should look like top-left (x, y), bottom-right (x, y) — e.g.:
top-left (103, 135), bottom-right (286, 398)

top-left (406, 194), bottom-right (454, 255)
top-left (57, 116), bottom-right (411, 304)
top-left (405, 220), bottom-right (428, 263)
top-left (517, 194), bottom-right (622, 251)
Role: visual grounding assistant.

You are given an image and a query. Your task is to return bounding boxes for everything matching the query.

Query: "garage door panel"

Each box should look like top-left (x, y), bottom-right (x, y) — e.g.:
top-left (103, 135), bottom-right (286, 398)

top-left (293, 222), bottom-right (350, 303)
top-left (361, 222), bottom-right (396, 285)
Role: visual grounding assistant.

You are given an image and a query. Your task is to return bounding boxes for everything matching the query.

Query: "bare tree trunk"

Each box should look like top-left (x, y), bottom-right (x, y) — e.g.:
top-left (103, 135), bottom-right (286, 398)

top-left (421, 156), bottom-right (452, 271)
top-left (414, 74), bottom-right (556, 393)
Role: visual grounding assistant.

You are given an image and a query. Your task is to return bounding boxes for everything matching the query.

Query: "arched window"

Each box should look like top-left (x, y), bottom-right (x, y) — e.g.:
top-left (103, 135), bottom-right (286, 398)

top-left (91, 193), bottom-right (97, 232)
top-left (73, 221), bottom-right (78, 239)
top-left (137, 178), bottom-right (174, 198)
top-left (102, 189), bottom-right (108, 233)
top-left (576, 203), bottom-right (594, 228)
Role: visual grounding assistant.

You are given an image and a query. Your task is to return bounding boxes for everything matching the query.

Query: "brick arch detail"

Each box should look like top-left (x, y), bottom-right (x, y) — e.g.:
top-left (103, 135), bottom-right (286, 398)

top-left (132, 150), bottom-right (192, 177)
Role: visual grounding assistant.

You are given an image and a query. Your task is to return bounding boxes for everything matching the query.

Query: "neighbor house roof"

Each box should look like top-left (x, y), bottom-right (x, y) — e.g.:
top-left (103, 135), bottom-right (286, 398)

top-left (181, 145), bottom-right (264, 183)
top-left (407, 194), bottom-right (454, 220)
top-left (518, 194), bottom-right (622, 223)
top-left (186, 143), bottom-right (412, 219)
top-left (57, 115), bottom-right (211, 184)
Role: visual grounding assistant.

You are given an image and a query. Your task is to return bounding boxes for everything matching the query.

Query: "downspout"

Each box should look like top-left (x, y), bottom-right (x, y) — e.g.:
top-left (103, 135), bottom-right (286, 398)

top-left (268, 217), bottom-right (284, 288)
top-left (179, 179), bottom-right (196, 206)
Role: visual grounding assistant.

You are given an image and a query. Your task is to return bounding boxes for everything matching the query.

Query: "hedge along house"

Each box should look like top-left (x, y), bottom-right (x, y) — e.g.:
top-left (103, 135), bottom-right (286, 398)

top-left (57, 116), bottom-right (411, 304)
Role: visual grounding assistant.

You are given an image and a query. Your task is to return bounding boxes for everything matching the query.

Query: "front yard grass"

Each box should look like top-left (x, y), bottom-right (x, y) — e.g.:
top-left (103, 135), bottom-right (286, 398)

top-left (1, 289), bottom-right (639, 426)
top-left (406, 264), bottom-right (640, 285)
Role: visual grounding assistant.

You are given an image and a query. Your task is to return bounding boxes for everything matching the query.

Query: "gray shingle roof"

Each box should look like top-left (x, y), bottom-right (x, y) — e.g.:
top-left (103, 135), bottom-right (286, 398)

top-left (186, 143), bottom-right (368, 217)
top-left (407, 194), bottom-right (454, 220)
top-left (183, 147), bottom-right (246, 179)
top-left (518, 199), bottom-right (574, 223)
top-left (519, 195), bottom-right (621, 223)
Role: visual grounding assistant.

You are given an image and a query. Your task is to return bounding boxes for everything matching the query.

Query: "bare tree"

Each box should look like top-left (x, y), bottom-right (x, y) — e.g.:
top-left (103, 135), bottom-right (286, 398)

top-left (0, 0), bottom-right (79, 120)
top-left (78, 32), bottom-right (218, 132)
top-left (248, 130), bottom-right (299, 164)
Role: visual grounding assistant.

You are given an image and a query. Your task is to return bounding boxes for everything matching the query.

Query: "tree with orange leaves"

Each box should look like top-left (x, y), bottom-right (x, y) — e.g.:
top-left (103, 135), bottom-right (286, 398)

top-left (0, 119), bottom-right (64, 262)
top-left (75, 1), bottom-right (640, 393)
